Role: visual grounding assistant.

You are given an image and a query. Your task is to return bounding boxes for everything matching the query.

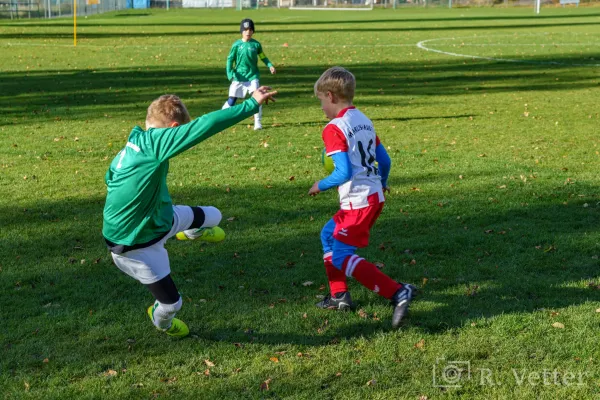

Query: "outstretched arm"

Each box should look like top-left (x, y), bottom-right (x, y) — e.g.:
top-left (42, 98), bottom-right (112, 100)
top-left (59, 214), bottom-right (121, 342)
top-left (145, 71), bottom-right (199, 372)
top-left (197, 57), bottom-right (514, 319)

top-left (148, 87), bottom-right (277, 162)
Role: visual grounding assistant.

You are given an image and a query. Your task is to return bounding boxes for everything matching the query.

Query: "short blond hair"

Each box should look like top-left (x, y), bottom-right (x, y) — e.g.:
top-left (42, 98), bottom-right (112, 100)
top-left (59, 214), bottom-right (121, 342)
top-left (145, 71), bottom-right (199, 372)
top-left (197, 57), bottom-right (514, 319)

top-left (314, 66), bottom-right (355, 102)
top-left (146, 95), bottom-right (191, 128)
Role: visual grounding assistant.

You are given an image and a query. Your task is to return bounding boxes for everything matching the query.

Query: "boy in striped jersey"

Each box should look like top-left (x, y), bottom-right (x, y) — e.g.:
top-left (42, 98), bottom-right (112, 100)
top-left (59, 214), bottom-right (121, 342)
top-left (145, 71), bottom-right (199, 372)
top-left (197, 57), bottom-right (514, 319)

top-left (309, 67), bottom-right (416, 328)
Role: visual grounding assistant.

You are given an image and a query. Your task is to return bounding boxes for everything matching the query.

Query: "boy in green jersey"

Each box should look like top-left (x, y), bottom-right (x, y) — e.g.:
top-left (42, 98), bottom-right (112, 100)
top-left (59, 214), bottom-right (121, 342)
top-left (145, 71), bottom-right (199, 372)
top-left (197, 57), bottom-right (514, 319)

top-left (222, 18), bottom-right (276, 131)
top-left (103, 87), bottom-right (277, 337)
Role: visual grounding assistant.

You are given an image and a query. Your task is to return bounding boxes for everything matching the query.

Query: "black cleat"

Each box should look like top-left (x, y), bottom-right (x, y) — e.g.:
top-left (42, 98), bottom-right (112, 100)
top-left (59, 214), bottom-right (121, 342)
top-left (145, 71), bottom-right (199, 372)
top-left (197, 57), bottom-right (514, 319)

top-left (316, 292), bottom-right (354, 311)
top-left (391, 284), bottom-right (416, 328)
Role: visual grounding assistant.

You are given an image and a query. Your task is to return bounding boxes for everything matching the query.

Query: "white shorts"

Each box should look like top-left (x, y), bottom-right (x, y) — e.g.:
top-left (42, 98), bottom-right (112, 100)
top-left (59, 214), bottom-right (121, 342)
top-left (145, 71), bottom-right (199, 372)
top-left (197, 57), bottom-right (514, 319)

top-left (110, 205), bottom-right (194, 285)
top-left (228, 79), bottom-right (259, 98)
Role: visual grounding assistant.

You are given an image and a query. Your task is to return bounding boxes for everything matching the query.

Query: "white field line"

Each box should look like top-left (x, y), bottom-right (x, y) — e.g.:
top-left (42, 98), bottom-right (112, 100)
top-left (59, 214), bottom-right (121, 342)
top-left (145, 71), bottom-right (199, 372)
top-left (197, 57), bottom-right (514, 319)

top-left (416, 36), bottom-right (600, 67)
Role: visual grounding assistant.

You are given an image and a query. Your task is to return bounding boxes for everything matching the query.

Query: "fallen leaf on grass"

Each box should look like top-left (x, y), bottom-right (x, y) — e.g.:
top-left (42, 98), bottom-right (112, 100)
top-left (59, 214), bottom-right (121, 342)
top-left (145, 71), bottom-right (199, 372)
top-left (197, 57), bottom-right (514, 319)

top-left (103, 369), bottom-right (117, 377)
top-left (203, 369), bottom-right (210, 376)
top-left (302, 281), bottom-right (313, 286)
top-left (552, 322), bottom-right (565, 329)
top-left (204, 359), bottom-right (215, 367)
top-left (24, 382), bottom-right (30, 392)
top-left (414, 339), bottom-right (425, 350)
top-left (270, 357), bottom-right (279, 363)
top-left (366, 379), bottom-right (377, 386)
top-left (260, 378), bottom-right (272, 391)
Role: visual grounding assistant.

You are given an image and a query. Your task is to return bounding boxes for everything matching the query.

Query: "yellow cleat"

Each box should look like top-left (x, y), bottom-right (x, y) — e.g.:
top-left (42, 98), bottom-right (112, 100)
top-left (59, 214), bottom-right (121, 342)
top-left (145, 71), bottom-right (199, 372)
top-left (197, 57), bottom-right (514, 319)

top-left (175, 226), bottom-right (226, 243)
top-left (147, 306), bottom-right (189, 338)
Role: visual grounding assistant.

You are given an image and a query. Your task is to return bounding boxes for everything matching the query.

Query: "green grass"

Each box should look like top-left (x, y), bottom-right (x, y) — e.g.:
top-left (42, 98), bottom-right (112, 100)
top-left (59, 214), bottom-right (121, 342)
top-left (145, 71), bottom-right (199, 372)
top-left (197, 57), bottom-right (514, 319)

top-left (2, 6), bottom-right (600, 399)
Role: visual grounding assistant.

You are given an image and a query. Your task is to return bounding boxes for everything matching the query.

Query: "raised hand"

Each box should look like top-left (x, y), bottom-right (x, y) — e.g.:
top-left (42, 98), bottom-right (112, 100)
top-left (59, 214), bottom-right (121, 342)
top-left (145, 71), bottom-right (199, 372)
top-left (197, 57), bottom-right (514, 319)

top-left (252, 86), bottom-right (277, 105)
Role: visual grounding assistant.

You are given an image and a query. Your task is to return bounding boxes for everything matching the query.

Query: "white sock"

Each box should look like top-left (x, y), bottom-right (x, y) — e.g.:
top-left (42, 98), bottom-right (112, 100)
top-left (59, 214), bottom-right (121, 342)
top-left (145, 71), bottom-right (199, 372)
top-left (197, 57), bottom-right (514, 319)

top-left (254, 105), bottom-right (262, 124)
top-left (150, 297), bottom-right (182, 330)
top-left (183, 206), bottom-right (222, 238)
top-left (199, 206), bottom-right (222, 228)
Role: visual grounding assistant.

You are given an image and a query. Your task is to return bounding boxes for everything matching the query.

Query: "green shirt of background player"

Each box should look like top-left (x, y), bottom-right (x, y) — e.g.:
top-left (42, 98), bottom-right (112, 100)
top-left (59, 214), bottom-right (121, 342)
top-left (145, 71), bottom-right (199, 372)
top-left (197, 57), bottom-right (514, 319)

top-left (102, 87), bottom-right (276, 338)
top-left (222, 18), bottom-right (276, 131)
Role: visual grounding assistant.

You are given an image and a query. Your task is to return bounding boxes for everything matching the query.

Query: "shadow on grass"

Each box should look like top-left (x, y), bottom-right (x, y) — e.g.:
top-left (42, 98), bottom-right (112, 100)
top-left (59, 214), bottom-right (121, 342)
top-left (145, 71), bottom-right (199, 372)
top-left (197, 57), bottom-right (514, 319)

top-left (1, 57), bottom-right (598, 124)
top-left (3, 19), bottom-right (600, 39)
top-left (1, 178), bottom-right (599, 350)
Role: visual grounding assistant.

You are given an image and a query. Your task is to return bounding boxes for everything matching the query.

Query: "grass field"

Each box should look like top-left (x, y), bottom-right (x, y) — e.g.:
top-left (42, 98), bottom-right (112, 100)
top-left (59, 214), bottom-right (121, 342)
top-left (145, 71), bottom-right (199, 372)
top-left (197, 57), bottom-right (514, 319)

top-left (2, 6), bottom-right (600, 399)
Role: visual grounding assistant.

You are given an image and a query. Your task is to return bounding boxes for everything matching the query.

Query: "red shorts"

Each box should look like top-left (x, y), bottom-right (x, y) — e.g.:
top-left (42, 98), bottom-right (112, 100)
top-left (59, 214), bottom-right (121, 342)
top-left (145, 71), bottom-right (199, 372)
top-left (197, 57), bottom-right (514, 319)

top-left (333, 201), bottom-right (384, 248)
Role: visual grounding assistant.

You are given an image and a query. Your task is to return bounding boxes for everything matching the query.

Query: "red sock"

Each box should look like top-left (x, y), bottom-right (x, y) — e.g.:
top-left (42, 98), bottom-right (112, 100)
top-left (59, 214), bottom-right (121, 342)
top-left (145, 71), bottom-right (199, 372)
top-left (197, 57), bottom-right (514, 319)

top-left (324, 255), bottom-right (348, 296)
top-left (343, 255), bottom-right (401, 299)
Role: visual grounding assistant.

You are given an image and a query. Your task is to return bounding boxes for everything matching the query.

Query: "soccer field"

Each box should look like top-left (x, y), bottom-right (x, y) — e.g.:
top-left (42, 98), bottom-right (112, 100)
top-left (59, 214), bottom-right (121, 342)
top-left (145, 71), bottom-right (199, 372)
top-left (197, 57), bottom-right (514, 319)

top-left (2, 7), bottom-right (600, 398)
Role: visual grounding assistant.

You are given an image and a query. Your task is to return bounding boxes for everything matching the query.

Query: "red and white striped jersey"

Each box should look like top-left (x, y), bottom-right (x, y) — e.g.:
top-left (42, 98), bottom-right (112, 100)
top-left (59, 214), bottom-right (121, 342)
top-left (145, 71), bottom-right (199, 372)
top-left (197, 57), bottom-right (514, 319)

top-left (322, 106), bottom-right (384, 210)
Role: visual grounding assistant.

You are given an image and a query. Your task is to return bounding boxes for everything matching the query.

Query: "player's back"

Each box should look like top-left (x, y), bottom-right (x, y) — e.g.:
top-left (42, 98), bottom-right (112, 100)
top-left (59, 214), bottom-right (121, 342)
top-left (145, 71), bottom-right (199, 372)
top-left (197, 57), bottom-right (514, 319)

top-left (327, 107), bottom-right (383, 210)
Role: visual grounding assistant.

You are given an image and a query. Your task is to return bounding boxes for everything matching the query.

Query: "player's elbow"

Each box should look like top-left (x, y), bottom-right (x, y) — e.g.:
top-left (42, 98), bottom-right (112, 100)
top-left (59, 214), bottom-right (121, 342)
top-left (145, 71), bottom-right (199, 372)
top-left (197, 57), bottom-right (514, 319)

top-left (339, 168), bottom-right (352, 182)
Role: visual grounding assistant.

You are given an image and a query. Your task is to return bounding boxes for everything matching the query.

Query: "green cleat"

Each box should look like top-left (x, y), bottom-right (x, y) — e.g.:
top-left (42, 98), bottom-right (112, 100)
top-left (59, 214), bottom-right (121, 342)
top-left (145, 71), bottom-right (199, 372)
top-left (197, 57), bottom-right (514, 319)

top-left (175, 226), bottom-right (226, 242)
top-left (147, 306), bottom-right (189, 338)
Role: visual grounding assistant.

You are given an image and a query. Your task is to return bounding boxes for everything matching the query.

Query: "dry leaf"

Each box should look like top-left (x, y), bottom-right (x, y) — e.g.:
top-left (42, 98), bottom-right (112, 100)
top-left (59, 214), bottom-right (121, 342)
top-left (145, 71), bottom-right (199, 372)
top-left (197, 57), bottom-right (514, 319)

top-left (43, 358), bottom-right (49, 363)
top-left (366, 379), bottom-right (377, 386)
top-left (414, 339), bottom-right (425, 350)
top-left (104, 369), bottom-right (117, 377)
top-left (552, 322), bottom-right (565, 329)
top-left (302, 281), bottom-right (313, 287)
top-left (374, 262), bottom-right (385, 270)
top-left (203, 369), bottom-right (210, 376)
top-left (335, 372), bottom-right (342, 377)
top-left (24, 382), bottom-right (30, 392)
top-left (204, 359), bottom-right (215, 367)
top-left (596, 308), bottom-right (600, 313)
top-left (358, 309), bottom-right (368, 319)
top-left (270, 357), bottom-right (279, 363)
top-left (260, 378), bottom-right (272, 391)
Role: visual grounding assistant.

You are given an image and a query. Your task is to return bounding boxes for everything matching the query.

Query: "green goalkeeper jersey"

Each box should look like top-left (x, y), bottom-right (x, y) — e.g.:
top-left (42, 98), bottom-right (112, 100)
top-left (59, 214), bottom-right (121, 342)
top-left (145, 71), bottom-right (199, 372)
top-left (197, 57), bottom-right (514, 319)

top-left (226, 38), bottom-right (273, 83)
top-left (102, 98), bottom-right (259, 246)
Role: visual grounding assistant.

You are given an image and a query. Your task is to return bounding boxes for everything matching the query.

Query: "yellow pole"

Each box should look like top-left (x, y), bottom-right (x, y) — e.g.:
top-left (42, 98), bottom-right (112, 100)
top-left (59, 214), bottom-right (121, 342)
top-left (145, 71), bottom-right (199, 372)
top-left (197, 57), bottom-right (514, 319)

top-left (73, 0), bottom-right (77, 46)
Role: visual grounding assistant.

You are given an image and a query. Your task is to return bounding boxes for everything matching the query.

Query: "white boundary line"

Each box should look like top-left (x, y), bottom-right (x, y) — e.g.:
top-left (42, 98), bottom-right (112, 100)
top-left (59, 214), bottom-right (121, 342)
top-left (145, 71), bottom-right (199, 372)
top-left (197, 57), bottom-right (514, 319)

top-left (416, 35), bottom-right (600, 67)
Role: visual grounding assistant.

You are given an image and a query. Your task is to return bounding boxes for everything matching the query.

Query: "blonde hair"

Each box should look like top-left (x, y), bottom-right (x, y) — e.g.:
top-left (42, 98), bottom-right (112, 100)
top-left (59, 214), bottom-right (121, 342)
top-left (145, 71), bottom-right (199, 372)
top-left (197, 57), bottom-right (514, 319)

top-left (146, 95), bottom-right (191, 128)
top-left (314, 66), bottom-right (355, 102)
